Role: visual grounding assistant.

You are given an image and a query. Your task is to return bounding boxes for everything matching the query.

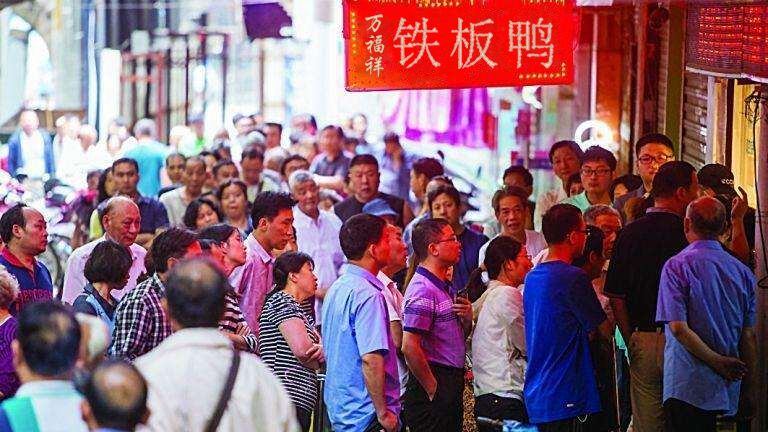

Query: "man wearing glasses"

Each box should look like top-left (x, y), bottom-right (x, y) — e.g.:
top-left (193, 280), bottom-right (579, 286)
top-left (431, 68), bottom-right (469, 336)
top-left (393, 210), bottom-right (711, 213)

top-left (563, 146), bottom-right (617, 212)
top-left (614, 134), bottom-right (676, 221)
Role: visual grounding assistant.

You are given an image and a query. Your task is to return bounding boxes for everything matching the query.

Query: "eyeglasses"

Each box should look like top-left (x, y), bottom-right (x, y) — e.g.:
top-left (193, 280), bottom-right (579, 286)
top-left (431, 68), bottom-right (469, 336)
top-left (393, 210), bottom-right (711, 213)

top-left (580, 168), bottom-right (612, 177)
top-left (638, 154), bottom-right (674, 165)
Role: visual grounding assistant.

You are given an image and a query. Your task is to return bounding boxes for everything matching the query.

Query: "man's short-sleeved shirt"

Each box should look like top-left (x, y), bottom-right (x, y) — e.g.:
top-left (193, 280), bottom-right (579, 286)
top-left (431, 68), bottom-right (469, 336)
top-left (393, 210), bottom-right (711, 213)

top-left (124, 140), bottom-right (170, 197)
top-left (322, 264), bottom-right (401, 432)
top-left (0, 250), bottom-right (52, 315)
top-left (656, 240), bottom-right (756, 415)
top-left (563, 191), bottom-right (611, 213)
top-left (310, 153), bottom-right (351, 178)
top-left (523, 261), bottom-right (606, 424)
top-left (604, 209), bottom-right (688, 330)
top-left (402, 267), bottom-right (466, 368)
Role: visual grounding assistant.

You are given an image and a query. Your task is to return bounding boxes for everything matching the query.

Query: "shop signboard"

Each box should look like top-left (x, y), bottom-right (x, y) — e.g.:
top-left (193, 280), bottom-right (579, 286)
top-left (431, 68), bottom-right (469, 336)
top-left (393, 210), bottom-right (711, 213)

top-left (343, 0), bottom-right (577, 91)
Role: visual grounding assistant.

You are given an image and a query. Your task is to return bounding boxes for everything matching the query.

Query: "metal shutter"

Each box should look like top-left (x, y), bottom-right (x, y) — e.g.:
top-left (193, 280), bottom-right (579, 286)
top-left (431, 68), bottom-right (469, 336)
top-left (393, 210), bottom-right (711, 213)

top-left (681, 72), bottom-right (707, 169)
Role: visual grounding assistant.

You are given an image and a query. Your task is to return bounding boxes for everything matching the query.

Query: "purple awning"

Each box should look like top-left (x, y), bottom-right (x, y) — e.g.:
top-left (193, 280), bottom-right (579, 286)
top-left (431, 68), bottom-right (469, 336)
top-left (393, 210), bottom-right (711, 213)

top-left (242, 1), bottom-right (292, 40)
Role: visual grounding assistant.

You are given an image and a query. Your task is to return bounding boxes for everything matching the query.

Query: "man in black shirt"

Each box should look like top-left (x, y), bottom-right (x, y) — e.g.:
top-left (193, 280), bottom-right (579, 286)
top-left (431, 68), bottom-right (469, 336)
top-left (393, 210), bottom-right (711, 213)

top-left (604, 161), bottom-right (699, 432)
top-left (334, 154), bottom-right (414, 228)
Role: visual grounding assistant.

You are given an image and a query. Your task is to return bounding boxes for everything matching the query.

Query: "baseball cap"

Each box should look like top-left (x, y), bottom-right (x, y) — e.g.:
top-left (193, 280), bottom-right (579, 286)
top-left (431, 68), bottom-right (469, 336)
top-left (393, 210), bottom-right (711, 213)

top-left (362, 198), bottom-right (398, 219)
top-left (697, 163), bottom-right (736, 196)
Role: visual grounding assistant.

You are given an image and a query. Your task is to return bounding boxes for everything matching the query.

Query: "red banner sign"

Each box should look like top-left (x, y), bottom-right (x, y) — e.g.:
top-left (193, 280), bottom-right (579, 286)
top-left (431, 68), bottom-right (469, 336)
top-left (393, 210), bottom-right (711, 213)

top-left (343, 0), bottom-right (577, 91)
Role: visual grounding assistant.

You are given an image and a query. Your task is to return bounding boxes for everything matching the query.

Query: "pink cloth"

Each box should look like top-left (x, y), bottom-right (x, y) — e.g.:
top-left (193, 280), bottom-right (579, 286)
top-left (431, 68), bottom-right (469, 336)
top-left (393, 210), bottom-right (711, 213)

top-left (382, 88), bottom-right (491, 148)
top-left (229, 235), bottom-right (274, 336)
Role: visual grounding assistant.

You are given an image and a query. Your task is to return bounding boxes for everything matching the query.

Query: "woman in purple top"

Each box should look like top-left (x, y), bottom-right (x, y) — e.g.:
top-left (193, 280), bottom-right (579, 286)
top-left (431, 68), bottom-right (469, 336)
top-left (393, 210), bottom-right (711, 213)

top-left (0, 265), bottom-right (20, 399)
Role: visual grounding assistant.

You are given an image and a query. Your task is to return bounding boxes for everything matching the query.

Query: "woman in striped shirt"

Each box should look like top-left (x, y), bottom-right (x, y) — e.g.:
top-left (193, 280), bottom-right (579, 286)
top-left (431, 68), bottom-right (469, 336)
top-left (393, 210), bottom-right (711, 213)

top-left (197, 223), bottom-right (257, 352)
top-left (259, 251), bottom-right (323, 432)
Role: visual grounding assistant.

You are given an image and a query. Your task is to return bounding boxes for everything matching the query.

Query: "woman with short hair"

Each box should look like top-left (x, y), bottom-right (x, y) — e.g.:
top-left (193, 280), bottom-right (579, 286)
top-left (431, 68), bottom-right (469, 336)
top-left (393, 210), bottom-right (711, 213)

top-left (197, 223), bottom-right (257, 353)
top-left (259, 252), bottom-right (323, 432)
top-left (182, 197), bottom-right (223, 231)
top-left (469, 236), bottom-right (533, 430)
top-left (73, 240), bottom-right (133, 334)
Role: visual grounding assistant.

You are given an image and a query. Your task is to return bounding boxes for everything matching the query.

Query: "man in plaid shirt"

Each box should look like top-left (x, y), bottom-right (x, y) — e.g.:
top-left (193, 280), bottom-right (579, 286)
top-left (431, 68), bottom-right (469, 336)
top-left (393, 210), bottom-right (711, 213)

top-left (109, 227), bottom-right (202, 361)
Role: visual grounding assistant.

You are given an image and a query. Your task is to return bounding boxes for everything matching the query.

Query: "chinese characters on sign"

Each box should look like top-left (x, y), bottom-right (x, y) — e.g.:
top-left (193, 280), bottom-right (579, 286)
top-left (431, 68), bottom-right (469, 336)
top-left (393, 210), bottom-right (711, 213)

top-left (344, 0), bottom-right (576, 91)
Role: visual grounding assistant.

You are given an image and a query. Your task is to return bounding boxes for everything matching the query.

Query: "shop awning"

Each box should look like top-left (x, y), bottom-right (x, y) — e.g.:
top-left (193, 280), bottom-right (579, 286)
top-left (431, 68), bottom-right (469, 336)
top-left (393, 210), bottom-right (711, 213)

top-left (242, 0), bottom-right (292, 40)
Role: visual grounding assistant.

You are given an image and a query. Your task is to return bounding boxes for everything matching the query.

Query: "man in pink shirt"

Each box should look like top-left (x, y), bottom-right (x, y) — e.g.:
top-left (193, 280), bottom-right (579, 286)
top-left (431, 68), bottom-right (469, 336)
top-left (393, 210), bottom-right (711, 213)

top-left (230, 191), bottom-right (295, 335)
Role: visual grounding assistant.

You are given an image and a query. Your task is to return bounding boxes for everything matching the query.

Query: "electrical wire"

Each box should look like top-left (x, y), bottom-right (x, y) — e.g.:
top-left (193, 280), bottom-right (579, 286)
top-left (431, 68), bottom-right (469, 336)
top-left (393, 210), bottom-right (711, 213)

top-left (745, 87), bottom-right (768, 289)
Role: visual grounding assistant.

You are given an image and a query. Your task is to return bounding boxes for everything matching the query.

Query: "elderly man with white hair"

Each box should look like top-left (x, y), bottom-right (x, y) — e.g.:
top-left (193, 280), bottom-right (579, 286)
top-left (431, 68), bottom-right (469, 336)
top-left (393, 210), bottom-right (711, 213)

top-left (289, 169), bottom-right (345, 328)
top-left (62, 196), bottom-right (147, 304)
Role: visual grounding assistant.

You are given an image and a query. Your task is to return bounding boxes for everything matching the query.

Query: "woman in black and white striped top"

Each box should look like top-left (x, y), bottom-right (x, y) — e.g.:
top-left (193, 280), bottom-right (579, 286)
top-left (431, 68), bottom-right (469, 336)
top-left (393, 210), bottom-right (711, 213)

top-left (197, 223), bottom-right (257, 352)
top-left (259, 251), bottom-right (323, 432)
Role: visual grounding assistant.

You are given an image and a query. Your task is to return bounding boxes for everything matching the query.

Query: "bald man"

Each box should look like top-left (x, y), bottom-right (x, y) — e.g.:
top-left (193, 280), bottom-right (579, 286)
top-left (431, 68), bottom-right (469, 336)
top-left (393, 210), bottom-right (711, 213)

top-left (81, 360), bottom-right (148, 431)
top-left (63, 196), bottom-right (147, 303)
top-left (656, 197), bottom-right (757, 432)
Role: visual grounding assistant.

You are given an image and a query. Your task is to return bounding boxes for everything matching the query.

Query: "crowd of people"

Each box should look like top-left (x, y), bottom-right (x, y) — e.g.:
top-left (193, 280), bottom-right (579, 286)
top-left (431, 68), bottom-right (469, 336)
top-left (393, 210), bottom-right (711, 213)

top-left (0, 109), bottom-right (759, 432)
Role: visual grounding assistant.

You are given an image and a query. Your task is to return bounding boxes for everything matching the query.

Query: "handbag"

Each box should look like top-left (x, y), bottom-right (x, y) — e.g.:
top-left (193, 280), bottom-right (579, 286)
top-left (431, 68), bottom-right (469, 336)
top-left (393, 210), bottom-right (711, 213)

top-left (204, 350), bottom-right (241, 432)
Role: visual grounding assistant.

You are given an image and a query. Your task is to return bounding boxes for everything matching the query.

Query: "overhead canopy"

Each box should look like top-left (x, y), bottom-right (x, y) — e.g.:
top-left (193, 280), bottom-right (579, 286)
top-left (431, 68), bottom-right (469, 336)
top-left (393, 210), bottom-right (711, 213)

top-left (242, 0), bottom-right (292, 40)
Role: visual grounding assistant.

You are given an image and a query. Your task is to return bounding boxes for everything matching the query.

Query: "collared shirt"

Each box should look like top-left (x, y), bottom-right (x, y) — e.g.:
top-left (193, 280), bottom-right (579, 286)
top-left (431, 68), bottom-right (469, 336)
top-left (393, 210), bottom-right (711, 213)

top-left (135, 328), bottom-right (299, 432)
top-left (0, 380), bottom-right (87, 431)
top-left (533, 182), bottom-right (567, 232)
top-left (453, 227), bottom-right (489, 295)
top-left (376, 148), bottom-right (415, 200)
top-left (604, 209), bottom-right (688, 329)
top-left (472, 280), bottom-right (526, 400)
top-left (523, 261), bottom-right (606, 423)
top-left (109, 274), bottom-right (172, 361)
top-left (88, 195), bottom-right (169, 239)
top-left (377, 271), bottom-right (408, 396)
top-left (18, 130), bottom-right (47, 178)
top-left (62, 237), bottom-right (147, 304)
top-left (310, 152), bottom-right (351, 178)
top-left (229, 235), bottom-right (274, 336)
top-left (293, 206), bottom-right (344, 325)
top-left (159, 187), bottom-right (191, 226)
top-left (656, 240), bottom-right (756, 415)
top-left (322, 264), bottom-right (401, 432)
top-left (403, 267), bottom-right (466, 368)
top-left (0, 249), bottom-right (52, 315)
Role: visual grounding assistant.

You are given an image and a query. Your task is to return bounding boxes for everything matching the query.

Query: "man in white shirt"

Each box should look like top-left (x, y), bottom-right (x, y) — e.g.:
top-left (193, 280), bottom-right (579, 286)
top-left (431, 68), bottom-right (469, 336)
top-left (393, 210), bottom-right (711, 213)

top-left (62, 196), bottom-right (146, 303)
top-left (289, 170), bottom-right (344, 327)
top-left (479, 186), bottom-right (547, 265)
top-left (136, 259), bottom-right (298, 432)
top-left (533, 140), bottom-right (583, 231)
top-left (7, 110), bottom-right (55, 179)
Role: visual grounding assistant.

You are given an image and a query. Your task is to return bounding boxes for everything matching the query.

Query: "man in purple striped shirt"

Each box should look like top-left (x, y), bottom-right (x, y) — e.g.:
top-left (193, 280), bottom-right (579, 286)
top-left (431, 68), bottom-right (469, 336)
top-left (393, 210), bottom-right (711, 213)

top-left (402, 218), bottom-right (472, 432)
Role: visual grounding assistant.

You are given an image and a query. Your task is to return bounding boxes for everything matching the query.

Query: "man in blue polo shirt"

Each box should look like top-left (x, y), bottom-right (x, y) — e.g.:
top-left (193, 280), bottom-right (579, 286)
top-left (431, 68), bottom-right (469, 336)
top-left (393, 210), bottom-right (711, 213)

top-left (322, 214), bottom-right (401, 432)
top-left (0, 204), bottom-right (53, 314)
top-left (523, 204), bottom-right (612, 432)
top-left (657, 197), bottom-right (757, 432)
